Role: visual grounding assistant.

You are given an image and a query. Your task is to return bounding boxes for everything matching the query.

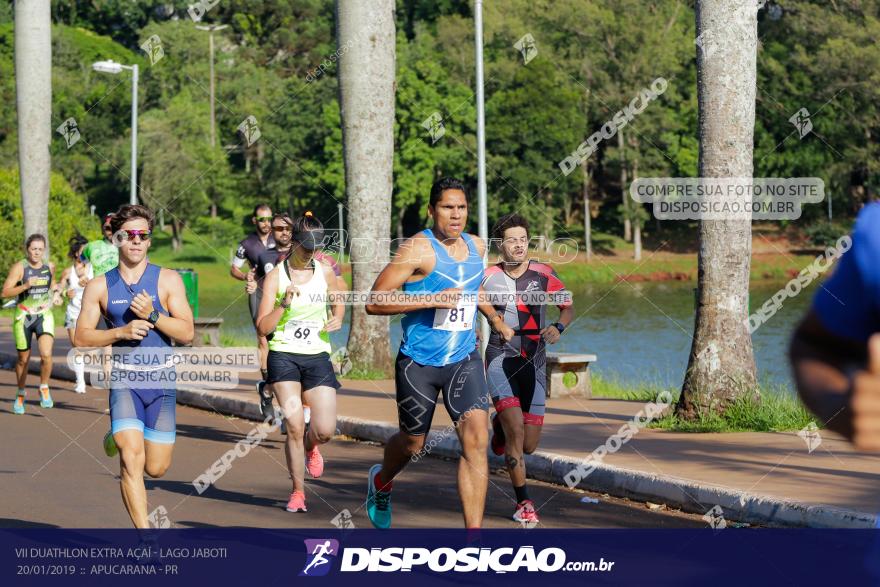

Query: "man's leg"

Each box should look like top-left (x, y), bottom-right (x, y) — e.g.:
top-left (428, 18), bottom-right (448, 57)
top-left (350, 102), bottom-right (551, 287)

top-left (498, 405), bottom-right (526, 487)
top-left (257, 335), bottom-right (268, 376)
top-left (456, 409), bottom-right (489, 528)
top-left (115, 429), bottom-right (149, 528)
top-left (144, 441), bottom-right (174, 479)
top-left (379, 431), bottom-right (427, 486)
top-left (523, 424), bottom-right (543, 455)
top-left (143, 390), bottom-right (176, 478)
top-left (445, 352), bottom-right (490, 528)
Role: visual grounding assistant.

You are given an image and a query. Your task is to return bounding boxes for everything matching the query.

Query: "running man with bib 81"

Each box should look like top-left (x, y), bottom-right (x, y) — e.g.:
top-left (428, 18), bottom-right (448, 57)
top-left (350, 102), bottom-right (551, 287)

top-left (482, 213), bottom-right (573, 524)
top-left (75, 205), bottom-right (194, 529)
top-left (364, 177), bottom-right (496, 530)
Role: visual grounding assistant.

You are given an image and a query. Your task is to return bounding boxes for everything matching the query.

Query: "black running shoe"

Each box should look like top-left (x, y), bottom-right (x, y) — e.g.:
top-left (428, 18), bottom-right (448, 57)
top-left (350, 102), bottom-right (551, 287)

top-left (256, 380), bottom-right (273, 419)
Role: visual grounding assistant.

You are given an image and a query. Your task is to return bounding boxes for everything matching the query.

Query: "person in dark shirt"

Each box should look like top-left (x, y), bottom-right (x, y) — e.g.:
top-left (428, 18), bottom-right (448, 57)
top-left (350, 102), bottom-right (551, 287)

top-left (790, 203), bottom-right (880, 450)
top-left (231, 204), bottom-right (275, 414)
top-left (482, 213), bottom-right (572, 524)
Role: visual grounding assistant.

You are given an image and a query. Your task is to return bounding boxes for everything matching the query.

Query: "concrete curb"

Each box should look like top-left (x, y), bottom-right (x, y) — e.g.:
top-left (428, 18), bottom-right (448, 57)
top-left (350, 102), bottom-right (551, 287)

top-left (8, 351), bottom-right (876, 528)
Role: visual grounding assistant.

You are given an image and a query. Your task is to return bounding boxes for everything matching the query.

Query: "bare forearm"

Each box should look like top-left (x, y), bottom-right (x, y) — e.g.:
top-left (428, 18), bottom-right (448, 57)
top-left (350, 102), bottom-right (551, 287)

top-left (154, 315), bottom-right (194, 344)
top-left (257, 307), bottom-right (285, 337)
top-left (366, 292), bottom-right (441, 315)
top-left (2, 283), bottom-right (28, 298)
top-left (230, 266), bottom-right (248, 281)
top-left (559, 306), bottom-right (574, 327)
top-left (75, 327), bottom-right (121, 348)
top-left (790, 335), bottom-right (852, 436)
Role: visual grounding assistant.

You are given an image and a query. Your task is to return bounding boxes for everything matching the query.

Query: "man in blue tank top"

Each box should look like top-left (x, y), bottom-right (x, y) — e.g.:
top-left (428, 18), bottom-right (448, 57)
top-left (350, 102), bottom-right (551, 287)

top-left (790, 203), bottom-right (880, 450)
top-left (75, 205), bottom-right (194, 529)
top-left (364, 177), bottom-right (499, 530)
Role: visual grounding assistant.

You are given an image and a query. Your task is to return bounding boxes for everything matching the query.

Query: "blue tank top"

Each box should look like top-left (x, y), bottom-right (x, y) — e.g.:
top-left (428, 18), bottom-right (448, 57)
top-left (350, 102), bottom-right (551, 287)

top-left (399, 230), bottom-right (483, 366)
top-left (104, 264), bottom-right (173, 389)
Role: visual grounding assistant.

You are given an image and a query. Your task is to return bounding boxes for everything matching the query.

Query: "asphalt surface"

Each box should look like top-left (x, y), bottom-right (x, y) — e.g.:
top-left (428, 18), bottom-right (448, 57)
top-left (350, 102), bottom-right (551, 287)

top-left (1, 370), bottom-right (705, 529)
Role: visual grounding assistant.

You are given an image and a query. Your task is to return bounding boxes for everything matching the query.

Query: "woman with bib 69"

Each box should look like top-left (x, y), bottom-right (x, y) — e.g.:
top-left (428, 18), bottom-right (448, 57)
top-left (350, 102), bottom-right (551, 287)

top-left (256, 211), bottom-right (345, 513)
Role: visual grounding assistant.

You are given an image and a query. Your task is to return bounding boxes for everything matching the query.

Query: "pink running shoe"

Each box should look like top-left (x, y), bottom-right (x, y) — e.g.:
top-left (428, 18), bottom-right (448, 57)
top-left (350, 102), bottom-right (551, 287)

top-left (286, 490), bottom-right (307, 513)
top-left (513, 500), bottom-right (539, 525)
top-left (306, 446), bottom-right (324, 478)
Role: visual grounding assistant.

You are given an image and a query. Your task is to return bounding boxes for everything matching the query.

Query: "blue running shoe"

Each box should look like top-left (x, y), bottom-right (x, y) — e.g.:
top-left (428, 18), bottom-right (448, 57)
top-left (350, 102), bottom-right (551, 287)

top-left (366, 464), bottom-right (392, 529)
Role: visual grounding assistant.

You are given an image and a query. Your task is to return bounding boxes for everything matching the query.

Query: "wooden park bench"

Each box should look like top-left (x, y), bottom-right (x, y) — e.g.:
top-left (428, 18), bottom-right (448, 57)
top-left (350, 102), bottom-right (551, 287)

top-left (192, 317), bottom-right (224, 347)
top-left (546, 352), bottom-right (597, 398)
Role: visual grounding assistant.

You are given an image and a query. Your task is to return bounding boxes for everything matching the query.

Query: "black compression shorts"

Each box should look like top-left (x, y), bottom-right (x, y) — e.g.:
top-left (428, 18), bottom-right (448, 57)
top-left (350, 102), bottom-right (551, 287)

top-left (394, 349), bottom-right (489, 436)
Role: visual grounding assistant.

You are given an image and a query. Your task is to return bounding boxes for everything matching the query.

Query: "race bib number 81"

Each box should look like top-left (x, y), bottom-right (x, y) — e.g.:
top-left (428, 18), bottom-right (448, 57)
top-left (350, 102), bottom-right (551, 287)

top-left (433, 303), bottom-right (476, 332)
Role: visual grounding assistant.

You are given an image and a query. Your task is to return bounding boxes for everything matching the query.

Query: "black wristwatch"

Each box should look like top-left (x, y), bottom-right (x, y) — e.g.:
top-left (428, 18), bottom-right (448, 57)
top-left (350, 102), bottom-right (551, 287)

top-left (147, 309), bottom-right (160, 325)
top-left (553, 322), bottom-right (566, 333)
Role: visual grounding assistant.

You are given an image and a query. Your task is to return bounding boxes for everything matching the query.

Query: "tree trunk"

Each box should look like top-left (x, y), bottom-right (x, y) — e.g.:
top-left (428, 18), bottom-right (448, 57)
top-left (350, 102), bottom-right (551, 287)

top-left (633, 224), bottom-right (642, 261)
top-left (15, 0), bottom-right (52, 257)
top-left (632, 157), bottom-right (641, 261)
top-left (677, 0), bottom-right (758, 419)
top-left (338, 0), bottom-right (395, 377)
top-left (618, 130), bottom-right (631, 242)
top-left (171, 219), bottom-right (182, 251)
top-left (396, 205), bottom-right (405, 241)
top-left (581, 159), bottom-right (592, 262)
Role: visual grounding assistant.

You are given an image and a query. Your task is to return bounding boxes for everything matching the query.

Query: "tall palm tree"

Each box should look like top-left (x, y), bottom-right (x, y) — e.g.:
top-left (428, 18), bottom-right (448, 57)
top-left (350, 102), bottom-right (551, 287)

top-left (15, 0), bottom-right (52, 255)
top-left (337, 0), bottom-right (395, 376)
top-left (678, 0), bottom-right (758, 418)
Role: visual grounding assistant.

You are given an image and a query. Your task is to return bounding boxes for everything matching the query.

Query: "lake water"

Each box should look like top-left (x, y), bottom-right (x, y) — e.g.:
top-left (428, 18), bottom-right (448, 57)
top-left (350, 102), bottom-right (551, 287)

top-left (208, 279), bottom-right (814, 391)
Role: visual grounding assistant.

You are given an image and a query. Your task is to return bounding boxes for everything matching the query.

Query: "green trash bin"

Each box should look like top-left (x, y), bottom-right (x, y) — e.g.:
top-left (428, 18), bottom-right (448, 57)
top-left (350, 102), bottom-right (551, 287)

top-left (175, 268), bottom-right (198, 318)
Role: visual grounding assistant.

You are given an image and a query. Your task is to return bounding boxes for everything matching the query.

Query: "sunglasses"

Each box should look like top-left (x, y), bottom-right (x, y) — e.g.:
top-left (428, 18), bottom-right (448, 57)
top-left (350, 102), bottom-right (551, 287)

top-left (272, 225), bottom-right (292, 233)
top-left (255, 216), bottom-right (273, 222)
top-left (116, 230), bottom-right (152, 242)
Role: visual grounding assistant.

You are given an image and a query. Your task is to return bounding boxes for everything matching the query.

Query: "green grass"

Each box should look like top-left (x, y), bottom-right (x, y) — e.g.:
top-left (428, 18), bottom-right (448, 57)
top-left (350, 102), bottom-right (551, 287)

top-left (649, 390), bottom-right (815, 433)
top-left (591, 374), bottom-right (815, 433)
top-left (591, 374), bottom-right (668, 402)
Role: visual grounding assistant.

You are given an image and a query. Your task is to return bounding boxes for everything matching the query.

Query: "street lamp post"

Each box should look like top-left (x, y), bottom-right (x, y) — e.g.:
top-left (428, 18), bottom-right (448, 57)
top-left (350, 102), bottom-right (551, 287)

top-left (92, 59), bottom-right (138, 205)
top-left (474, 0), bottom-right (490, 353)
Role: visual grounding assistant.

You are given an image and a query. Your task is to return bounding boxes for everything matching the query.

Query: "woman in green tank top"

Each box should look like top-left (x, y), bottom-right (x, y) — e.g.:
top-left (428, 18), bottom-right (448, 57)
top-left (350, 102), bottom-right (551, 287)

top-left (255, 212), bottom-right (345, 513)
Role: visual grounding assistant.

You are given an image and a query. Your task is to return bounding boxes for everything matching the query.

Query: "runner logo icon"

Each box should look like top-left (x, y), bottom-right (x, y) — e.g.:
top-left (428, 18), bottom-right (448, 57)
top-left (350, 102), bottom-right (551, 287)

top-left (300, 539), bottom-right (339, 577)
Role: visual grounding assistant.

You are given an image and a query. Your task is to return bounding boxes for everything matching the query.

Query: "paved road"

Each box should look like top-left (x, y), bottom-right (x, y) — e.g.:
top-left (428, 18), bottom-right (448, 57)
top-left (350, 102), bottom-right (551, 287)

top-left (1, 371), bottom-right (704, 529)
